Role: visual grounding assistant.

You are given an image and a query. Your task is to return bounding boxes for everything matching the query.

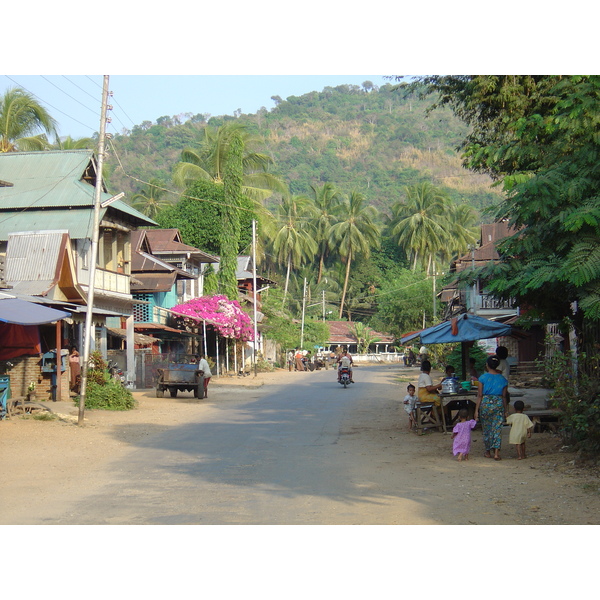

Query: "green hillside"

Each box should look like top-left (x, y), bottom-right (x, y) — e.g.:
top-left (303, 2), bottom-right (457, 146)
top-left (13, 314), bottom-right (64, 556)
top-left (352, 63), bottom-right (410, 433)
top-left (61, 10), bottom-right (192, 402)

top-left (105, 81), bottom-right (501, 217)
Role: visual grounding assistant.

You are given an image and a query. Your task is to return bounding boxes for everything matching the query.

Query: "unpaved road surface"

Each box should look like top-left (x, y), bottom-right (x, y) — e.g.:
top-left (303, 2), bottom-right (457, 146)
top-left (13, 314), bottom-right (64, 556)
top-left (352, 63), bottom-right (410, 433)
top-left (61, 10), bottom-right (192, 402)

top-left (1, 364), bottom-right (599, 525)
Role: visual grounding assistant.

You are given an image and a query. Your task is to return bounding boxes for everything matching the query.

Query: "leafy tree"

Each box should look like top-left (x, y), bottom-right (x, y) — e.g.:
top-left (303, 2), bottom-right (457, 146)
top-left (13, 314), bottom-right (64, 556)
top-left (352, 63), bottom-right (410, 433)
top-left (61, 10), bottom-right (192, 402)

top-left (369, 268), bottom-right (434, 337)
top-left (218, 130), bottom-right (243, 299)
top-left (155, 179), bottom-right (258, 257)
top-left (0, 87), bottom-right (58, 152)
top-left (415, 76), bottom-right (600, 323)
top-left (329, 190), bottom-right (380, 318)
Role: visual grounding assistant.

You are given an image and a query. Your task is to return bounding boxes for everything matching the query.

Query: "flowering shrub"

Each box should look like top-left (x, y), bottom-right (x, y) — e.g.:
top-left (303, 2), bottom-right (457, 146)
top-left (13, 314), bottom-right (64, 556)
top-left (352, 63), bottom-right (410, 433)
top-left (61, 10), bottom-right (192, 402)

top-left (171, 295), bottom-right (254, 341)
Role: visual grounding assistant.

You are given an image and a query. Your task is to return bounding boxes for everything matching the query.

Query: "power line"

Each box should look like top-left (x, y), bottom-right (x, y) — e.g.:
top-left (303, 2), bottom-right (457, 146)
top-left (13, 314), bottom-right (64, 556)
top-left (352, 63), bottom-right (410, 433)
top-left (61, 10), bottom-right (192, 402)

top-left (61, 75), bottom-right (101, 103)
top-left (40, 75), bottom-right (98, 116)
top-left (4, 75), bottom-right (98, 136)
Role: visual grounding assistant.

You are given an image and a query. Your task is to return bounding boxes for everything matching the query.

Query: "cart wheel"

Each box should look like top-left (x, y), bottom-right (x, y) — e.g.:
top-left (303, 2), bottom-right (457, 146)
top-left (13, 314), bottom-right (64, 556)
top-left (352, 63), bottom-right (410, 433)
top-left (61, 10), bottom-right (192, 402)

top-left (170, 388), bottom-right (178, 398)
top-left (156, 387), bottom-right (164, 398)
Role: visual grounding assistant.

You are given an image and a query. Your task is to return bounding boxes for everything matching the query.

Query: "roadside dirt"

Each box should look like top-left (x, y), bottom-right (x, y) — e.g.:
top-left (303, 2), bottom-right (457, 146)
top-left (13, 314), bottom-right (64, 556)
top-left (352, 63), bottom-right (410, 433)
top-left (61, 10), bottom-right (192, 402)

top-left (1, 366), bottom-right (599, 525)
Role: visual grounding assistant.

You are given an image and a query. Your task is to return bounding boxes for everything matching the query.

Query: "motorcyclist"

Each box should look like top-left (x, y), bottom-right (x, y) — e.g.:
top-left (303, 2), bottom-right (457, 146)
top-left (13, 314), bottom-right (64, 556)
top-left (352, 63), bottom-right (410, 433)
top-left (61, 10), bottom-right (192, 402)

top-left (337, 349), bottom-right (354, 383)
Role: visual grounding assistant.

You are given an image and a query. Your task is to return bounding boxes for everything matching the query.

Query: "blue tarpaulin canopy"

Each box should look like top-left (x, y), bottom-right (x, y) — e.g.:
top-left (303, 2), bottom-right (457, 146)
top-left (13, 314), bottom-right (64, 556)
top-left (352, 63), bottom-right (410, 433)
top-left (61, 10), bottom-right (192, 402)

top-left (401, 313), bottom-right (512, 345)
top-left (0, 298), bottom-right (71, 325)
top-left (401, 314), bottom-right (513, 380)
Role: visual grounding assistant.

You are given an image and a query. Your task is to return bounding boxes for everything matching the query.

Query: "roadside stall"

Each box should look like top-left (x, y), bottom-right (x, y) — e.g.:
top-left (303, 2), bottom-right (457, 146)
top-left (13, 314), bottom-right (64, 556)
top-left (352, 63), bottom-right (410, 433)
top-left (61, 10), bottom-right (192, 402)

top-left (0, 294), bottom-right (70, 417)
top-left (401, 314), bottom-right (513, 434)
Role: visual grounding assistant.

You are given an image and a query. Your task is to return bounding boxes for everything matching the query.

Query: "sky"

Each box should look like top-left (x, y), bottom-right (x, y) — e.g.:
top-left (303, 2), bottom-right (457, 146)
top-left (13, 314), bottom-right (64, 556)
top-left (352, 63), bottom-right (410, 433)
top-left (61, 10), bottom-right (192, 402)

top-left (3, 4), bottom-right (593, 145)
top-left (0, 75), bottom-right (389, 140)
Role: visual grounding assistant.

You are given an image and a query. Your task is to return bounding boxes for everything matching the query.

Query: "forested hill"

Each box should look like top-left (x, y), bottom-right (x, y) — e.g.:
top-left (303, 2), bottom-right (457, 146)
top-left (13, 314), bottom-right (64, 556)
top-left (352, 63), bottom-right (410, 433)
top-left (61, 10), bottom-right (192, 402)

top-left (106, 81), bottom-right (502, 217)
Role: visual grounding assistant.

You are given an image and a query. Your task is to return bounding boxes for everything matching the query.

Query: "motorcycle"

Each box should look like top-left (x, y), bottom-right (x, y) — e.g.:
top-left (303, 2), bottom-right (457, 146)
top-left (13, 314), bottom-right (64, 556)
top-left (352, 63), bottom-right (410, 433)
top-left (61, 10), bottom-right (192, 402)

top-left (107, 360), bottom-right (126, 386)
top-left (338, 366), bottom-right (352, 388)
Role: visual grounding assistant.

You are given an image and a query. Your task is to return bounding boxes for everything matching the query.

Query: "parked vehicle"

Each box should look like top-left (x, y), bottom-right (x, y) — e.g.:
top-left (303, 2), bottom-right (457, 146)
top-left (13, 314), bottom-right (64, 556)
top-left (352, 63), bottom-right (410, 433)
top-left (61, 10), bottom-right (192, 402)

top-left (107, 360), bottom-right (126, 386)
top-left (155, 354), bottom-right (204, 398)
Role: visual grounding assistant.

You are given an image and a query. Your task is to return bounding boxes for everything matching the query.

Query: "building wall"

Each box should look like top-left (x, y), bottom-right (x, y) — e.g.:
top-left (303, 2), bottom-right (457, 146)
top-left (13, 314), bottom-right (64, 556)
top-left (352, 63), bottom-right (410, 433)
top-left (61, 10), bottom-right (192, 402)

top-left (4, 354), bottom-right (70, 402)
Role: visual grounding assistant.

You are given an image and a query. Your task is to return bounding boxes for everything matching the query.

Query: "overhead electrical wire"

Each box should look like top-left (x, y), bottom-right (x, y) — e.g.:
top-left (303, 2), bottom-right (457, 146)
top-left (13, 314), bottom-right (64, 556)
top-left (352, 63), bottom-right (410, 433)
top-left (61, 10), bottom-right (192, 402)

top-left (3, 75), bottom-right (98, 136)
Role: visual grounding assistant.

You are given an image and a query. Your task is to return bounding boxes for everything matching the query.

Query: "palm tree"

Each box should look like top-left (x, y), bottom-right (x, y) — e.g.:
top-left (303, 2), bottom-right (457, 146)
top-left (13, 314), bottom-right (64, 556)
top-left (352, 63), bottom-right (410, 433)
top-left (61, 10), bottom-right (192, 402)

top-left (351, 322), bottom-right (381, 354)
top-left (271, 194), bottom-right (318, 306)
top-left (390, 182), bottom-right (450, 274)
top-left (329, 190), bottom-right (380, 318)
top-left (309, 182), bottom-right (343, 284)
top-left (172, 122), bottom-right (287, 202)
top-left (54, 135), bottom-right (95, 150)
top-left (130, 179), bottom-right (175, 219)
top-left (439, 203), bottom-right (479, 264)
top-left (0, 87), bottom-right (58, 152)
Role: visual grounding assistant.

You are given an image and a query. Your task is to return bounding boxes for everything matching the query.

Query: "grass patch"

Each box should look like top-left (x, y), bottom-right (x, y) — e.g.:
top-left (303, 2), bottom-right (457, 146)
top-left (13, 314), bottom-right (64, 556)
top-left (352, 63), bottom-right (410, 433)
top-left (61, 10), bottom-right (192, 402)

top-left (30, 412), bottom-right (57, 421)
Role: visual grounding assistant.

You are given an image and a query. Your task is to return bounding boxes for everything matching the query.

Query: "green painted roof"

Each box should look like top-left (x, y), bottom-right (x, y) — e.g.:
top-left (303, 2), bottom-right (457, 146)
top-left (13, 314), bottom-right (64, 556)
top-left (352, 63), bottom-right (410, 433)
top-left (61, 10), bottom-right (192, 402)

top-left (0, 150), bottom-right (156, 239)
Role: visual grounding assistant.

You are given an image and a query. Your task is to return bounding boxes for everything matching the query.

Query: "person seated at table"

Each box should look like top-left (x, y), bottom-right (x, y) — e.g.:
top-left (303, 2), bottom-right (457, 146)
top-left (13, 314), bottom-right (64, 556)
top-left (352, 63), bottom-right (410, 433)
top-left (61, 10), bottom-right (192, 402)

top-left (443, 365), bottom-right (456, 380)
top-left (469, 357), bottom-right (479, 381)
top-left (417, 360), bottom-right (442, 408)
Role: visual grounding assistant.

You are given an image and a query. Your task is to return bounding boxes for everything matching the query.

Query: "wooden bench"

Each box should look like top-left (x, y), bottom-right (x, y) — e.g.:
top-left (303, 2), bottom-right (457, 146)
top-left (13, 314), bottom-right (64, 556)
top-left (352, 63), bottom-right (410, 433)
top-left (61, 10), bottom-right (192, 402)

top-left (524, 409), bottom-right (562, 432)
top-left (414, 402), bottom-right (444, 435)
top-left (6, 396), bottom-right (48, 417)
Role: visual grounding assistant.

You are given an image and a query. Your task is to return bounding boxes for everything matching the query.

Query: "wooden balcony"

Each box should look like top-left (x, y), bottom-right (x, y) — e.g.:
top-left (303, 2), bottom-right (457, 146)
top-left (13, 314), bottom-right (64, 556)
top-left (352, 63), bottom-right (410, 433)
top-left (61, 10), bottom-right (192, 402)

top-left (93, 268), bottom-right (131, 296)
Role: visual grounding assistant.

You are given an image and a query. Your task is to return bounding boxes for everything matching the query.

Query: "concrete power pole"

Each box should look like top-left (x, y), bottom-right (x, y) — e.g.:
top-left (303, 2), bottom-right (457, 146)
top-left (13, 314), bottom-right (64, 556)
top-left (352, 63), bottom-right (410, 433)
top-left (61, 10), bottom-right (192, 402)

top-left (78, 75), bottom-right (111, 426)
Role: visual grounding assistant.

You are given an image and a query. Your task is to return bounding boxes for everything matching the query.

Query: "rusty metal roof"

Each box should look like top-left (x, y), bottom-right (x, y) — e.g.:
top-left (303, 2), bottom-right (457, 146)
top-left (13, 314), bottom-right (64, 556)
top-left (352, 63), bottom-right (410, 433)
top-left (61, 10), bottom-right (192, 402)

top-left (132, 229), bottom-right (218, 263)
top-left (326, 321), bottom-right (395, 344)
top-left (130, 272), bottom-right (177, 293)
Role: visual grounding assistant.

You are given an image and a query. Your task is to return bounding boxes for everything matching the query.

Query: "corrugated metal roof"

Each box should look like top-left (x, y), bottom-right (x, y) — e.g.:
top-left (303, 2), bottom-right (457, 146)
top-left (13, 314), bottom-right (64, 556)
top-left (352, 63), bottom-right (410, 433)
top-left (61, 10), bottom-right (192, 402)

top-left (5, 230), bottom-right (66, 284)
top-left (0, 150), bottom-right (96, 209)
top-left (0, 150), bottom-right (156, 231)
top-left (0, 208), bottom-right (97, 240)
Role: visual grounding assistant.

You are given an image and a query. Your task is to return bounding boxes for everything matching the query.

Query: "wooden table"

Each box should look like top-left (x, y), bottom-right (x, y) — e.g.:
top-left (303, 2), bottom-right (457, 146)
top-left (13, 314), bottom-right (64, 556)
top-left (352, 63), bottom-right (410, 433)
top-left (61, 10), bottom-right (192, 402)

top-left (439, 391), bottom-right (478, 432)
top-left (439, 390), bottom-right (525, 433)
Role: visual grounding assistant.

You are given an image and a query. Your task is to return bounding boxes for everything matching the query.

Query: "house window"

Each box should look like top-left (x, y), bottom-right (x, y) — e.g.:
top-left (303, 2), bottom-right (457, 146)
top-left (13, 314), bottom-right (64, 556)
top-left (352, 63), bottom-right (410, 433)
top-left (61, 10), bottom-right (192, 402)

top-left (133, 294), bottom-right (152, 322)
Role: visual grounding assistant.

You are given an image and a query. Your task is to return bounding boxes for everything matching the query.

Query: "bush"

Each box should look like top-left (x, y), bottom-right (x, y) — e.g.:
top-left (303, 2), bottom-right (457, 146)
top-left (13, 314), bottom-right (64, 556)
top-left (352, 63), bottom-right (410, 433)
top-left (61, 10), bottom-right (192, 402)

top-left (75, 351), bottom-right (136, 411)
top-left (543, 349), bottom-right (600, 457)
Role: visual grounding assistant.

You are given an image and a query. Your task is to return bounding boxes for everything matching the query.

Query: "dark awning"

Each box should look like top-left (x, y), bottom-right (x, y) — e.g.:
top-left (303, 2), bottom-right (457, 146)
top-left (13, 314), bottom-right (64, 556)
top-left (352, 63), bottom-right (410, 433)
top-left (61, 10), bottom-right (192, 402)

top-left (0, 297), bottom-right (71, 325)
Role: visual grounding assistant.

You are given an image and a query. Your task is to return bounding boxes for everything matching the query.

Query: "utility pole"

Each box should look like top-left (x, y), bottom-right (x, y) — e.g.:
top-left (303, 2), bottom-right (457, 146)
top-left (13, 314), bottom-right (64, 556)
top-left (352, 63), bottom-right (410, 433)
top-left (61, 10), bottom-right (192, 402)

top-left (432, 260), bottom-right (437, 321)
top-left (322, 289), bottom-right (326, 322)
top-left (252, 219), bottom-right (258, 377)
top-left (78, 75), bottom-right (110, 426)
top-left (300, 277), bottom-right (307, 349)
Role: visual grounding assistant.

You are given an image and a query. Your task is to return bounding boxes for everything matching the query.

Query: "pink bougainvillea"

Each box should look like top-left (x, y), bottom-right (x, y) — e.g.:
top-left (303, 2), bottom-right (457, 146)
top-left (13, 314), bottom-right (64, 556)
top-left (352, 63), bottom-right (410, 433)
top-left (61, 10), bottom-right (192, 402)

top-left (171, 295), bottom-right (254, 341)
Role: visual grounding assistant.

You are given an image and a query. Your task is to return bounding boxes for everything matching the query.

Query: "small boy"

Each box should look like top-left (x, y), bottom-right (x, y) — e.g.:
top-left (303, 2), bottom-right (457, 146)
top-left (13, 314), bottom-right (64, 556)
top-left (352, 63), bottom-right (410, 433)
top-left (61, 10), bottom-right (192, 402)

top-left (506, 400), bottom-right (534, 459)
top-left (403, 384), bottom-right (417, 431)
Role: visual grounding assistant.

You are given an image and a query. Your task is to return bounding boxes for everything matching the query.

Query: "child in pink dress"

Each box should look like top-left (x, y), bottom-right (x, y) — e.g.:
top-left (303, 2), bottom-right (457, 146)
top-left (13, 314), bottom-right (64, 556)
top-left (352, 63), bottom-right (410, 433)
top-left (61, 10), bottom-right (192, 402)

top-left (452, 409), bottom-right (477, 461)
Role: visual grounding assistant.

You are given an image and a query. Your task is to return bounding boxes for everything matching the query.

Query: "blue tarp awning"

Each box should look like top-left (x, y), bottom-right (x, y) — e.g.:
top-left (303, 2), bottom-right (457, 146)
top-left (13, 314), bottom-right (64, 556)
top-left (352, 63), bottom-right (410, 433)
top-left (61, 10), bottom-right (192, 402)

top-left (0, 298), bottom-right (71, 325)
top-left (401, 313), bottom-right (512, 345)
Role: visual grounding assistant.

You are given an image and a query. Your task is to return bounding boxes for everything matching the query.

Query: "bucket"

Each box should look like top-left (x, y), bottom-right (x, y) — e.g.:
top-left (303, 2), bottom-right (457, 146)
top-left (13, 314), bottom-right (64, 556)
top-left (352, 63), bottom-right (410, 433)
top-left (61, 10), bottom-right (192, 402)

top-left (461, 381), bottom-right (471, 391)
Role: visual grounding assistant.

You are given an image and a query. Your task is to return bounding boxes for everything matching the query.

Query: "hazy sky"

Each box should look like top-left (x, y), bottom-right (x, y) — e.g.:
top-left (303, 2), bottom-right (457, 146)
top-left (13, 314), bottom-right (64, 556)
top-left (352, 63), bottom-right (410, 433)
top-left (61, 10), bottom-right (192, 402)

top-left (0, 75), bottom-right (388, 140)
top-left (3, 1), bottom-right (590, 142)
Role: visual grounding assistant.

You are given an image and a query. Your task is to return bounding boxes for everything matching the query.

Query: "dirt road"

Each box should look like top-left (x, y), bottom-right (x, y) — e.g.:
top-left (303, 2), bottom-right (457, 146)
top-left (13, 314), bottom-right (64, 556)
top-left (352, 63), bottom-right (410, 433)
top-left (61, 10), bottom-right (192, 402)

top-left (1, 364), bottom-right (599, 525)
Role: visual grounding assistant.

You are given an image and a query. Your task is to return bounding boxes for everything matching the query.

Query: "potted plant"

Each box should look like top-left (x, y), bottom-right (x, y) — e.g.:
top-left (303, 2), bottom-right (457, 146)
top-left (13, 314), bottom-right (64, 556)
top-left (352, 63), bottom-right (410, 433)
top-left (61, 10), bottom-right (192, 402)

top-left (27, 381), bottom-right (36, 402)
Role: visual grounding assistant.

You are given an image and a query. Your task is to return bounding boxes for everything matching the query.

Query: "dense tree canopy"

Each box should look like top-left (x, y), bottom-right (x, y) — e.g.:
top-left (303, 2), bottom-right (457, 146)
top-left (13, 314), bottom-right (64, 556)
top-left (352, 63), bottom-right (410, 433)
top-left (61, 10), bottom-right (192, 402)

top-left (413, 75), bottom-right (600, 322)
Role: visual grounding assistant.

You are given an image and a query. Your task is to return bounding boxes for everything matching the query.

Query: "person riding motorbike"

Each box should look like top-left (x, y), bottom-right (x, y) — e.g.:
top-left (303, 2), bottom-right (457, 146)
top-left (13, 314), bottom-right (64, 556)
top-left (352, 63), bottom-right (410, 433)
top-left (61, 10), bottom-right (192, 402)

top-left (337, 349), bottom-right (354, 383)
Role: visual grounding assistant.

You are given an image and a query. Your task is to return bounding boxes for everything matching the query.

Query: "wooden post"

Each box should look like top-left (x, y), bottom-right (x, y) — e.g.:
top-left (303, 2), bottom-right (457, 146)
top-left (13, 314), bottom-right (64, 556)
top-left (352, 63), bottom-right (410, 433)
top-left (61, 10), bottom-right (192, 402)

top-left (56, 320), bottom-right (62, 402)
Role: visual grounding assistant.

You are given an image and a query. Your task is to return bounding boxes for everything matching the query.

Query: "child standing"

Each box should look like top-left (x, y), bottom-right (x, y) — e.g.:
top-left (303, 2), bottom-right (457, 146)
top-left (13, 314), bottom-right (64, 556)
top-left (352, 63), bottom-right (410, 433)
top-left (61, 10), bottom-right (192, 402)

top-left (403, 384), bottom-right (417, 431)
top-left (452, 408), bottom-right (477, 461)
top-left (506, 400), bottom-right (534, 459)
